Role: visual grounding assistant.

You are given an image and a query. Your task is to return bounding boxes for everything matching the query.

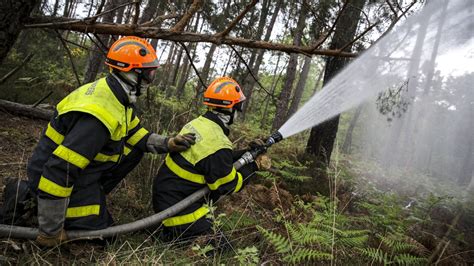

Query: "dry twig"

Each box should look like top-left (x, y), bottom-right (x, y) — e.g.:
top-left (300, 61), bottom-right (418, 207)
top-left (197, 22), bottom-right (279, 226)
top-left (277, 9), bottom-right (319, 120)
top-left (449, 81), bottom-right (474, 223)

top-left (216, 0), bottom-right (258, 39)
top-left (55, 30), bottom-right (81, 86)
top-left (170, 0), bottom-right (203, 32)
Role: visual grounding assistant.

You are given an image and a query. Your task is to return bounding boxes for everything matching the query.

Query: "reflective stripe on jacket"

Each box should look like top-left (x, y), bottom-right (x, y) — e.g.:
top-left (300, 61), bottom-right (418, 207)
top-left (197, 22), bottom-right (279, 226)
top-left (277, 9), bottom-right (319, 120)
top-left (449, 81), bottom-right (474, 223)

top-left (153, 112), bottom-right (247, 228)
top-left (27, 76), bottom-right (149, 226)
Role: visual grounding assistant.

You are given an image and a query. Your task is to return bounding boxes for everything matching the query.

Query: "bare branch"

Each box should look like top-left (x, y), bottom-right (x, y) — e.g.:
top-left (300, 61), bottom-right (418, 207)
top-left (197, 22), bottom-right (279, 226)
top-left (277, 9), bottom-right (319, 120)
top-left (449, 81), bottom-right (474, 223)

top-left (86, 33), bottom-right (107, 56)
top-left (311, 1), bottom-right (348, 52)
top-left (338, 21), bottom-right (379, 52)
top-left (375, 0), bottom-right (417, 43)
top-left (93, 33), bottom-right (109, 51)
top-left (91, 0), bottom-right (106, 23)
top-left (0, 54), bottom-right (34, 85)
top-left (216, 0), bottom-right (258, 39)
top-left (385, 0), bottom-right (398, 18)
top-left (61, 37), bottom-right (94, 51)
top-left (179, 42), bottom-right (207, 92)
top-left (23, 19), bottom-right (358, 58)
top-left (171, 0), bottom-right (203, 32)
top-left (228, 45), bottom-right (274, 99)
top-left (55, 30), bottom-right (81, 86)
top-left (33, 91), bottom-right (53, 108)
top-left (141, 13), bottom-right (179, 27)
top-left (26, 2), bottom-right (139, 28)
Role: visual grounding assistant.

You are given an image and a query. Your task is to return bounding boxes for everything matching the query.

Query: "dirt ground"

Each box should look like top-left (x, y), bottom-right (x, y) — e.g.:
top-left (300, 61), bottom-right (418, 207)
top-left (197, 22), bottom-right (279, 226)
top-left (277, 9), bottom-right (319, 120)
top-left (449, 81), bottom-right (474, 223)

top-left (0, 112), bottom-right (46, 196)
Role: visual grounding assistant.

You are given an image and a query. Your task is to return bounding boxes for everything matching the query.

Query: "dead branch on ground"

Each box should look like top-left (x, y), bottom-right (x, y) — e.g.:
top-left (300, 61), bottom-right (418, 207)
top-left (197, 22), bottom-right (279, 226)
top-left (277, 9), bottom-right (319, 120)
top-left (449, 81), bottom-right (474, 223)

top-left (0, 99), bottom-right (53, 121)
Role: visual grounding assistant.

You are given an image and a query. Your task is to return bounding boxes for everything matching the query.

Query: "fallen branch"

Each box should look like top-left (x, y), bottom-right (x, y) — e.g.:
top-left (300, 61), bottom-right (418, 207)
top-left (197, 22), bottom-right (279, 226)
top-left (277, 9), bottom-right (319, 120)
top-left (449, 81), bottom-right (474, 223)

top-left (0, 54), bottom-right (34, 85)
top-left (24, 18), bottom-right (358, 57)
top-left (0, 99), bottom-right (53, 121)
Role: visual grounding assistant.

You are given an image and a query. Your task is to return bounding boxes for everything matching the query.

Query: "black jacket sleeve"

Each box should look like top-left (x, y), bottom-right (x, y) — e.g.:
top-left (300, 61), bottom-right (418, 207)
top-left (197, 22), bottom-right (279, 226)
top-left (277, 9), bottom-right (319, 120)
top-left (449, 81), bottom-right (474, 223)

top-left (38, 113), bottom-right (110, 199)
top-left (124, 108), bottom-right (150, 153)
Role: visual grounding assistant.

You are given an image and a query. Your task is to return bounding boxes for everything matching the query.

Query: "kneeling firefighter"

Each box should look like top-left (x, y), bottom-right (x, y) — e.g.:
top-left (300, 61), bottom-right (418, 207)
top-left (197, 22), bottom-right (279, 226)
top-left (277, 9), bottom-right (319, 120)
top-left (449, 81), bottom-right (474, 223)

top-left (0, 36), bottom-right (196, 247)
top-left (152, 77), bottom-right (270, 242)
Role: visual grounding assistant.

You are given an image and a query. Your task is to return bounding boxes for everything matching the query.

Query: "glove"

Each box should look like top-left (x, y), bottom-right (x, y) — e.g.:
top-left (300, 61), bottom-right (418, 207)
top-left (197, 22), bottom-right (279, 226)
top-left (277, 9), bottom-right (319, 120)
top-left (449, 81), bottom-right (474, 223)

top-left (248, 139), bottom-right (266, 149)
top-left (167, 133), bottom-right (196, 153)
top-left (146, 133), bottom-right (169, 154)
top-left (255, 155), bottom-right (271, 170)
top-left (36, 229), bottom-right (68, 247)
top-left (36, 197), bottom-right (68, 247)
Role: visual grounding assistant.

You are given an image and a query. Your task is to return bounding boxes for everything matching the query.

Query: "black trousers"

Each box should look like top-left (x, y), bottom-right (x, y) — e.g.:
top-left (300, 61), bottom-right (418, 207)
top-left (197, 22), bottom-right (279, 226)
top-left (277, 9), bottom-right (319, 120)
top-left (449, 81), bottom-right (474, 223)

top-left (1, 150), bottom-right (143, 230)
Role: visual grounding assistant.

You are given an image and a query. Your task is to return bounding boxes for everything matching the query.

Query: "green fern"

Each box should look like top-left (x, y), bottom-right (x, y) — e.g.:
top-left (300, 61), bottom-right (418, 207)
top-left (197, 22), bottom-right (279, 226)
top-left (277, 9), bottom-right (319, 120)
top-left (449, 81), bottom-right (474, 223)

top-left (393, 253), bottom-right (428, 265)
top-left (360, 247), bottom-right (390, 264)
top-left (284, 247), bottom-right (332, 263)
top-left (256, 226), bottom-right (291, 254)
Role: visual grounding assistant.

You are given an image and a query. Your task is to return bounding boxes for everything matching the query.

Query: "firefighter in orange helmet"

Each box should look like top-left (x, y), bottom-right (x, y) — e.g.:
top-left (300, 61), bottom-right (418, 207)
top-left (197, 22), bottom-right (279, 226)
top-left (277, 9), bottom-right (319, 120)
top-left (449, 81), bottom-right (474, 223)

top-left (152, 77), bottom-right (269, 245)
top-left (0, 36), bottom-right (195, 247)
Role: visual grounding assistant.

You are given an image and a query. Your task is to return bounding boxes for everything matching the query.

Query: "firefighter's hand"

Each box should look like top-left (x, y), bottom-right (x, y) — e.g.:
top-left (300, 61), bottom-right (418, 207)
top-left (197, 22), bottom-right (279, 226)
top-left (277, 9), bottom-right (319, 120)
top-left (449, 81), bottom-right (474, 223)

top-left (255, 155), bottom-right (271, 170)
top-left (167, 133), bottom-right (196, 153)
top-left (248, 139), bottom-right (266, 149)
top-left (147, 133), bottom-right (169, 154)
top-left (36, 229), bottom-right (67, 247)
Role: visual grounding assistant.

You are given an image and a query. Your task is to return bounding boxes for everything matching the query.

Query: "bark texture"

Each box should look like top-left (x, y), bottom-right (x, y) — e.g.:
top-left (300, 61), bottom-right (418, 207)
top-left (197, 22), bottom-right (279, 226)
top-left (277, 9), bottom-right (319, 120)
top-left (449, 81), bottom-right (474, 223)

top-left (0, 0), bottom-right (39, 64)
top-left (272, 3), bottom-right (308, 130)
top-left (306, 0), bottom-right (367, 166)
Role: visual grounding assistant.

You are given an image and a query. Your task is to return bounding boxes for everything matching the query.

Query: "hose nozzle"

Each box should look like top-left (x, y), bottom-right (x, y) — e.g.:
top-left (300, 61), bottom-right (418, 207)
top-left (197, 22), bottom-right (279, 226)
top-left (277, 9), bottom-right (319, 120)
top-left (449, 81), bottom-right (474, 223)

top-left (266, 131), bottom-right (283, 147)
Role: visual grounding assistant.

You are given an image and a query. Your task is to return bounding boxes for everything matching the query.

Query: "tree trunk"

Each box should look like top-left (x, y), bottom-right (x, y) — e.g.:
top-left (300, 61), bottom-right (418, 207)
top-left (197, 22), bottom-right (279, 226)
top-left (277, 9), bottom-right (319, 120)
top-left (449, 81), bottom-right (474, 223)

top-left (175, 14), bottom-right (201, 99)
top-left (241, 0), bottom-right (282, 119)
top-left (140, 0), bottom-right (159, 23)
top-left (52, 0), bottom-right (60, 16)
top-left (342, 105), bottom-right (363, 154)
top-left (159, 43), bottom-right (175, 93)
top-left (271, 2), bottom-right (308, 131)
top-left (0, 0), bottom-right (39, 64)
top-left (260, 53), bottom-right (282, 129)
top-left (382, 3), bottom-right (431, 168)
top-left (287, 56), bottom-right (311, 117)
top-left (306, 0), bottom-right (367, 166)
top-left (198, 43), bottom-right (217, 90)
top-left (83, 0), bottom-right (116, 84)
top-left (171, 49), bottom-right (184, 87)
top-left (312, 62), bottom-right (325, 93)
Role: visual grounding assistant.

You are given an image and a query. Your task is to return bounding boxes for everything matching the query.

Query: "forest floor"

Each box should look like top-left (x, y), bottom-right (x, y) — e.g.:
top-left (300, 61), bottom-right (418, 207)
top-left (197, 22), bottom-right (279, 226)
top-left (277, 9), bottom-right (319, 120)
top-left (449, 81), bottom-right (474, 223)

top-left (0, 112), bottom-right (473, 265)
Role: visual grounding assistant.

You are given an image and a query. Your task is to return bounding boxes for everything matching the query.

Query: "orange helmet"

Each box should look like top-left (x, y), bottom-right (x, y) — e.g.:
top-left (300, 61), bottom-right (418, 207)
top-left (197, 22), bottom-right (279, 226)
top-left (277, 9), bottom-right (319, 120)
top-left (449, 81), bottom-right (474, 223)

top-left (105, 36), bottom-right (159, 72)
top-left (203, 77), bottom-right (246, 110)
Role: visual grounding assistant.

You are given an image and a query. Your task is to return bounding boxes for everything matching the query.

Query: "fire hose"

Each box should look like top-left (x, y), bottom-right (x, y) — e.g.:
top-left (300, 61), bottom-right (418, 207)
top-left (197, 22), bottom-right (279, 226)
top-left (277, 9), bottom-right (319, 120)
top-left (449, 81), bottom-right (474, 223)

top-left (0, 132), bottom-right (283, 240)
